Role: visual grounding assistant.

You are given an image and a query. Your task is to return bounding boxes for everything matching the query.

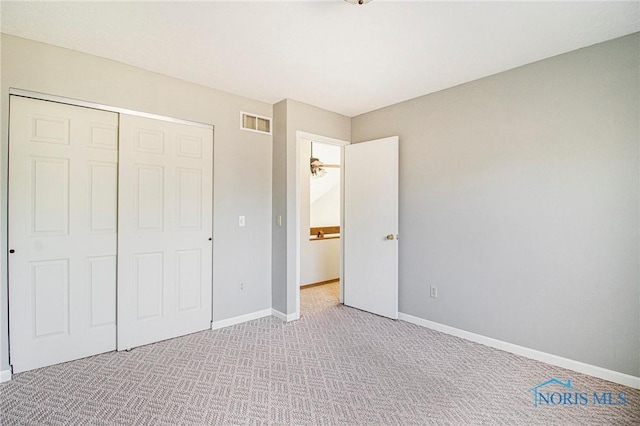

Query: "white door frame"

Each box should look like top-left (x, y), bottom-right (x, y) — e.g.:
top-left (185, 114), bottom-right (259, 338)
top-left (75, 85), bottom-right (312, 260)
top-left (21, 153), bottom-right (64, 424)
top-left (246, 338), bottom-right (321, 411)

top-left (8, 89), bottom-right (213, 129)
top-left (293, 131), bottom-right (349, 320)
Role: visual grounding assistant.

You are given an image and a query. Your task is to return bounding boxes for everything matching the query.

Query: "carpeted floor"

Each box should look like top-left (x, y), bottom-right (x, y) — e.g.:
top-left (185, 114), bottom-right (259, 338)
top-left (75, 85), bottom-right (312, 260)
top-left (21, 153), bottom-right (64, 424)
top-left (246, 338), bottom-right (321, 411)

top-left (1, 282), bottom-right (638, 425)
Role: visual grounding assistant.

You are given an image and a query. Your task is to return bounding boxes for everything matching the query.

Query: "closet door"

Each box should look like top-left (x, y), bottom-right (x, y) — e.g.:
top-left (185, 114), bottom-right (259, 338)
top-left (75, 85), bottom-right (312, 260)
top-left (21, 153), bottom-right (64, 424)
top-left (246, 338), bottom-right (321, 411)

top-left (117, 114), bottom-right (213, 350)
top-left (8, 96), bottom-right (118, 373)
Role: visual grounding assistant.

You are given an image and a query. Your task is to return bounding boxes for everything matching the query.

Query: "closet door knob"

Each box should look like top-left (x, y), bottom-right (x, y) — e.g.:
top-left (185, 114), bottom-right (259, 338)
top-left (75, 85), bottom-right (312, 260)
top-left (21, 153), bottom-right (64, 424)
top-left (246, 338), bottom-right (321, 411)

top-left (9, 249), bottom-right (15, 253)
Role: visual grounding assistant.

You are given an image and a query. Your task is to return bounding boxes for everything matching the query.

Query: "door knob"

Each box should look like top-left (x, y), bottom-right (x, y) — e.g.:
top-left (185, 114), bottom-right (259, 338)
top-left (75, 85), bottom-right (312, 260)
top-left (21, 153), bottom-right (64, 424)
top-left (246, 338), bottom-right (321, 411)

top-left (386, 234), bottom-right (395, 240)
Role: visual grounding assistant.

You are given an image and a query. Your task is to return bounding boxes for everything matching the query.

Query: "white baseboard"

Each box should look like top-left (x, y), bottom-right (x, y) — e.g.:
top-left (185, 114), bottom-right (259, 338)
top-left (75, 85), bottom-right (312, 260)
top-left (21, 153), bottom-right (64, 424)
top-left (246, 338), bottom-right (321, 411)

top-left (271, 309), bottom-right (299, 322)
top-left (0, 369), bottom-right (11, 383)
top-left (398, 312), bottom-right (640, 390)
top-left (211, 309), bottom-right (272, 330)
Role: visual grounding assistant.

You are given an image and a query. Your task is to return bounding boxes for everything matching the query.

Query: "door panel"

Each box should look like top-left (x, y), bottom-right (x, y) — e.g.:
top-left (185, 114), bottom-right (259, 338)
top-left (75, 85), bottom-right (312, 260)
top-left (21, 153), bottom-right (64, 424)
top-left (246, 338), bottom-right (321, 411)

top-left (117, 115), bottom-right (213, 350)
top-left (9, 96), bottom-right (118, 373)
top-left (177, 249), bottom-right (202, 311)
top-left (176, 168), bottom-right (203, 229)
top-left (31, 157), bottom-right (70, 234)
top-left (32, 259), bottom-right (69, 337)
top-left (89, 162), bottom-right (118, 232)
top-left (343, 136), bottom-right (399, 319)
top-left (135, 164), bottom-right (165, 231)
top-left (135, 252), bottom-right (164, 319)
top-left (88, 255), bottom-right (117, 326)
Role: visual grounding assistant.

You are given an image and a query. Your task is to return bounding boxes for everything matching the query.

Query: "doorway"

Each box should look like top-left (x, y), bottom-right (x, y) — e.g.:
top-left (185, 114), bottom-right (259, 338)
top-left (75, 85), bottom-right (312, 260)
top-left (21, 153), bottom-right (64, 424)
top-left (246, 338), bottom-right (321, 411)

top-left (300, 140), bottom-right (342, 313)
top-left (292, 132), bottom-right (400, 321)
top-left (294, 132), bottom-right (349, 319)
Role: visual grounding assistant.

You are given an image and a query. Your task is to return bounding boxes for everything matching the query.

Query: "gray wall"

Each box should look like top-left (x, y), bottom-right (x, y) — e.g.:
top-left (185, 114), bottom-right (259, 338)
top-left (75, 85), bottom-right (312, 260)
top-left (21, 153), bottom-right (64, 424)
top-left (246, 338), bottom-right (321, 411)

top-left (271, 100), bottom-right (288, 313)
top-left (1, 35), bottom-right (273, 372)
top-left (271, 99), bottom-right (350, 315)
top-left (352, 33), bottom-right (640, 377)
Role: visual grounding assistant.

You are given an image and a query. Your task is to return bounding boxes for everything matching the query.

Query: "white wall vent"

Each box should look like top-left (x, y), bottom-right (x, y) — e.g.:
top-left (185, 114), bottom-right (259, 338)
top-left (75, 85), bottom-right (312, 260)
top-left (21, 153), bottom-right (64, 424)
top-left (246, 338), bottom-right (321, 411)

top-left (241, 112), bottom-right (271, 135)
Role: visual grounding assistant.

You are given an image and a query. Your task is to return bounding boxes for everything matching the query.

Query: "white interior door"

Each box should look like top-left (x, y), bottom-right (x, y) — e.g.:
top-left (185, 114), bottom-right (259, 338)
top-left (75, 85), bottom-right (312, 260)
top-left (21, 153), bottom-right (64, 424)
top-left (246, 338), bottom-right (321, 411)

top-left (9, 96), bottom-right (118, 373)
top-left (117, 114), bottom-right (213, 350)
top-left (343, 136), bottom-right (399, 319)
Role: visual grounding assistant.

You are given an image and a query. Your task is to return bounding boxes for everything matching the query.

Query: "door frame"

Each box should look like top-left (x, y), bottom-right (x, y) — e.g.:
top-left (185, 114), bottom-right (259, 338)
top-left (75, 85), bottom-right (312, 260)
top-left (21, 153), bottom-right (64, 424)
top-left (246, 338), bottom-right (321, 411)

top-left (8, 89), bottom-right (213, 129)
top-left (294, 131), bottom-right (350, 319)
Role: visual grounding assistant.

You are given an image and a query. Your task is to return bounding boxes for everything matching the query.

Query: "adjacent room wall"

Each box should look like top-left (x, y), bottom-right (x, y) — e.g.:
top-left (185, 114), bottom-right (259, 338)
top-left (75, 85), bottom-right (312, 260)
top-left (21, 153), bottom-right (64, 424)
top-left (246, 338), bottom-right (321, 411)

top-left (271, 99), bottom-right (349, 315)
top-left (300, 239), bottom-right (340, 286)
top-left (352, 33), bottom-right (640, 377)
top-left (0, 34), bottom-right (273, 373)
top-left (311, 185), bottom-right (341, 227)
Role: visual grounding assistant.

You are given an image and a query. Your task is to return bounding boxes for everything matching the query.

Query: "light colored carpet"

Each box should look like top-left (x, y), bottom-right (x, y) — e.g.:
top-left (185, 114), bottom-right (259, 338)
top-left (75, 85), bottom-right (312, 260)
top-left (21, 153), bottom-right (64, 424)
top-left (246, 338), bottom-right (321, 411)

top-left (1, 282), bottom-right (638, 425)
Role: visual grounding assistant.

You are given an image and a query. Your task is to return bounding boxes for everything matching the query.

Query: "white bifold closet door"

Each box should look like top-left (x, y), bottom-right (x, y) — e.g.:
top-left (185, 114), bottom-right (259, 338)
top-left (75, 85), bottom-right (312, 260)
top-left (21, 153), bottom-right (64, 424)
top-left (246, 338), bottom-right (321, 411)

top-left (117, 114), bottom-right (213, 350)
top-left (8, 96), bottom-right (119, 373)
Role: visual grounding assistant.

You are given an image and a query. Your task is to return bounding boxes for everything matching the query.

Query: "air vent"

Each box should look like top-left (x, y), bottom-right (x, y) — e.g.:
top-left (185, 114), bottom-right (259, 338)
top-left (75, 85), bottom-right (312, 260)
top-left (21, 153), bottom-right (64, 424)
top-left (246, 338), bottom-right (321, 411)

top-left (241, 112), bottom-right (271, 135)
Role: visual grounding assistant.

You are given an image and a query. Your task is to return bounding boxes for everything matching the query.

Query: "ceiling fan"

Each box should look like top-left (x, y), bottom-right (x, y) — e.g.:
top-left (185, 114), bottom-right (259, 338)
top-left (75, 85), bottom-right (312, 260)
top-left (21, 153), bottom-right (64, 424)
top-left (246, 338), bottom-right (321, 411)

top-left (310, 157), bottom-right (339, 178)
top-left (310, 143), bottom-right (340, 178)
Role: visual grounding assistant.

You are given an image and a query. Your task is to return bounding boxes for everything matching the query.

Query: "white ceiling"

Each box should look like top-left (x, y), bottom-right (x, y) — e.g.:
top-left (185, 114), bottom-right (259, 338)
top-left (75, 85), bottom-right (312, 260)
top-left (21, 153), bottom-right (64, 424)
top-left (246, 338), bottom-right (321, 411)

top-left (2, 1), bottom-right (639, 117)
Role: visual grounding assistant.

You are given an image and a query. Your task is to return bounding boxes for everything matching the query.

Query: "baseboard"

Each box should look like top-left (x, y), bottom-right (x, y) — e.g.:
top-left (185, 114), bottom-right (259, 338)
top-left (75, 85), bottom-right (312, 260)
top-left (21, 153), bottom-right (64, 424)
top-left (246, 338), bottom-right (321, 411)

top-left (211, 309), bottom-right (272, 330)
top-left (271, 309), bottom-right (299, 322)
top-left (0, 369), bottom-right (11, 383)
top-left (398, 312), bottom-right (640, 390)
top-left (300, 278), bottom-right (339, 289)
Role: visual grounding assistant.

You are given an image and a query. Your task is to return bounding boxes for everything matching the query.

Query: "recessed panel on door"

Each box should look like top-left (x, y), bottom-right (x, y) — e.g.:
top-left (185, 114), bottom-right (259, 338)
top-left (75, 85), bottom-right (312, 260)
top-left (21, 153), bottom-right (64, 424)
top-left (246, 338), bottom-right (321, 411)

top-left (135, 252), bottom-right (164, 319)
top-left (177, 134), bottom-right (203, 159)
top-left (89, 124), bottom-right (118, 150)
top-left (177, 168), bottom-right (202, 230)
top-left (135, 129), bottom-right (164, 154)
top-left (88, 255), bottom-right (116, 327)
top-left (177, 249), bottom-right (202, 311)
top-left (31, 157), bottom-right (69, 236)
top-left (89, 162), bottom-right (117, 232)
top-left (31, 114), bottom-right (70, 145)
top-left (135, 165), bottom-right (164, 232)
top-left (31, 259), bottom-right (69, 337)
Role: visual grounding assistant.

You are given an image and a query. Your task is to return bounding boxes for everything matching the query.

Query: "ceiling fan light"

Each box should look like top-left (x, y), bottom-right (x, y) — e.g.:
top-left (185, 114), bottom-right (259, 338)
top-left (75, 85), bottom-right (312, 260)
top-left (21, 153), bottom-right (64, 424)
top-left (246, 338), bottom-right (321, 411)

top-left (310, 157), bottom-right (325, 177)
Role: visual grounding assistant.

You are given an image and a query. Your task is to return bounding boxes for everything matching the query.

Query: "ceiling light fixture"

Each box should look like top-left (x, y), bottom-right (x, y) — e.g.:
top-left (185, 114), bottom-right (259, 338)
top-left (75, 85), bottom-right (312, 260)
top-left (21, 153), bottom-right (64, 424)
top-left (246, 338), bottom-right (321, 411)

top-left (310, 143), bottom-right (340, 179)
top-left (344, 0), bottom-right (372, 5)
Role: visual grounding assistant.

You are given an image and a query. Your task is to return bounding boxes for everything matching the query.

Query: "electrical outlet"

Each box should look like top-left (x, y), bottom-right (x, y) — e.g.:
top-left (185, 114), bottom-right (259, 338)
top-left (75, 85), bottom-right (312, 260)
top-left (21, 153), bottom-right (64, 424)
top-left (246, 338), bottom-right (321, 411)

top-left (239, 281), bottom-right (245, 292)
top-left (239, 216), bottom-right (245, 227)
top-left (430, 285), bottom-right (438, 298)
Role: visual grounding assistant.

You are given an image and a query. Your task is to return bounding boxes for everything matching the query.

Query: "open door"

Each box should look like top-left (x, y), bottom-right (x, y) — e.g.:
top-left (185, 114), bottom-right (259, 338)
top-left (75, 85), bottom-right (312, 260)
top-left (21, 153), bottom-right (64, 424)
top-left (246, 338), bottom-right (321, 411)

top-left (343, 136), bottom-right (399, 319)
